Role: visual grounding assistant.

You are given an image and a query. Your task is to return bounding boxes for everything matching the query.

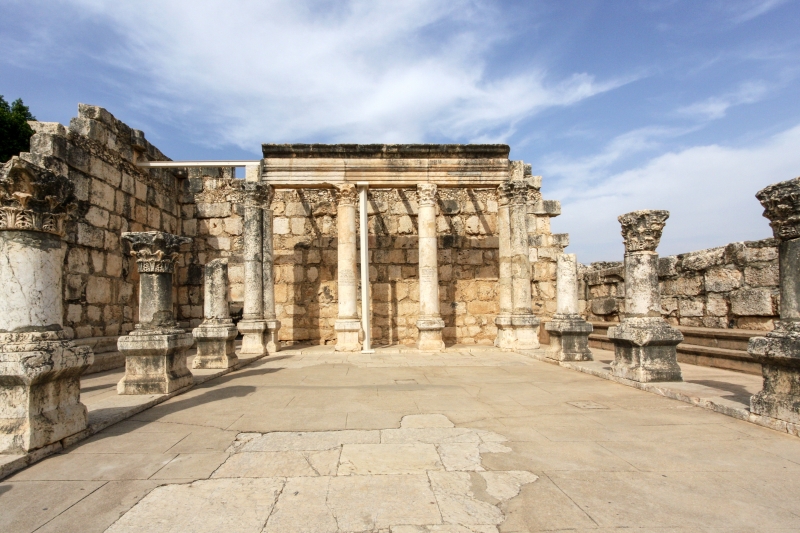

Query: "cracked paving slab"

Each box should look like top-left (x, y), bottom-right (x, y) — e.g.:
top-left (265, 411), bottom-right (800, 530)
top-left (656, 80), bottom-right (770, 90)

top-left (103, 414), bottom-right (537, 533)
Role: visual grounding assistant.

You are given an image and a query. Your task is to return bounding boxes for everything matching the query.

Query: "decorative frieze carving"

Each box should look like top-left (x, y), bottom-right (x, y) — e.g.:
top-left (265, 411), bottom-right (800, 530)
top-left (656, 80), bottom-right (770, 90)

top-left (510, 181), bottom-right (528, 206)
top-left (0, 156), bottom-right (75, 236)
top-left (122, 231), bottom-right (191, 274)
top-left (756, 176), bottom-right (800, 240)
top-left (618, 210), bottom-right (670, 253)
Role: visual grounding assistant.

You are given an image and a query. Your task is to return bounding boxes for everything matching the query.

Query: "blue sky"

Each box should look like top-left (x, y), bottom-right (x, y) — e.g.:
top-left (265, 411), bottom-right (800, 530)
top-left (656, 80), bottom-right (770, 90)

top-left (2, 0), bottom-right (799, 262)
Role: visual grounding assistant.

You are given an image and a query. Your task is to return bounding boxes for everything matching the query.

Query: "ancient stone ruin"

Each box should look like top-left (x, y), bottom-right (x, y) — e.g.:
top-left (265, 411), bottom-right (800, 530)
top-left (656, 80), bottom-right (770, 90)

top-left (2, 102), bottom-right (800, 465)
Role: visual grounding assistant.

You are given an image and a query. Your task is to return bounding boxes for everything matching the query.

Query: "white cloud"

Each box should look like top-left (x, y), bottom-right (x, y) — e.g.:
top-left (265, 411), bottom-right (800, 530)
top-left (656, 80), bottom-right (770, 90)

top-left (677, 81), bottom-right (769, 120)
top-left (53, 0), bottom-right (625, 148)
top-left (547, 124), bottom-right (800, 263)
top-left (728, 0), bottom-right (790, 23)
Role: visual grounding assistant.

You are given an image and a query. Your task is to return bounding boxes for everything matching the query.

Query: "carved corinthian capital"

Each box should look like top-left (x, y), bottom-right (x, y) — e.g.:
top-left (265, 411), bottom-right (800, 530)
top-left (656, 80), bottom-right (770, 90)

top-left (0, 156), bottom-right (76, 237)
top-left (497, 182), bottom-right (513, 207)
top-left (618, 210), bottom-right (669, 253)
top-left (756, 176), bottom-right (800, 241)
top-left (122, 231), bottom-right (192, 273)
top-left (510, 181), bottom-right (528, 206)
top-left (417, 183), bottom-right (438, 207)
top-left (336, 183), bottom-right (358, 206)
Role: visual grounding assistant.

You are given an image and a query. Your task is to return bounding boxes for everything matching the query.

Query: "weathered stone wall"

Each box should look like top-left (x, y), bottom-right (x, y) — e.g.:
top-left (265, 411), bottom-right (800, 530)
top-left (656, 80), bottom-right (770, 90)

top-left (183, 179), bottom-right (566, 346)
top-left (20, 105), bottom-right (184, 369)
top-left (582, 239), bottom-right (779, 331)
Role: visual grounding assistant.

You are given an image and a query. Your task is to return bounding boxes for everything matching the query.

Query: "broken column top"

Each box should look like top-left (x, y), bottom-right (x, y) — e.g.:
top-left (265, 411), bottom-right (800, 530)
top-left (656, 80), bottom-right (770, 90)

top-left (756, 176), bottom-right (800, 241)
top-left (0, 157), bottom-right (75, 236)
top-left (122, 231), bottom-right (192, 273)
top-left (618, 210), bottom-right (670, 253)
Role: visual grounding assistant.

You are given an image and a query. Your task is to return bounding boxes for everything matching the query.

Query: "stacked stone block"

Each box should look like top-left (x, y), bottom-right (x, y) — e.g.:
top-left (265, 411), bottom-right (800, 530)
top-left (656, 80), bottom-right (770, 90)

top-left (582, 239), bottom-right (779, 331)
top-left (18, 105), bottom-right (184, 372)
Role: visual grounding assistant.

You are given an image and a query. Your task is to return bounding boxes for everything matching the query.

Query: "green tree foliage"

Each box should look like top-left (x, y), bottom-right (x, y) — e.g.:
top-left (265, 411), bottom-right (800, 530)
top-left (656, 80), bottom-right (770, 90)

top-left (0, 96), bottom-right (36, 163)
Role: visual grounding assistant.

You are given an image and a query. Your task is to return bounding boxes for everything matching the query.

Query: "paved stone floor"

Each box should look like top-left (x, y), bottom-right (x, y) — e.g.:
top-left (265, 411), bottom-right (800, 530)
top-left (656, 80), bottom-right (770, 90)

top-left (2, 345), bottom-right (800, 532)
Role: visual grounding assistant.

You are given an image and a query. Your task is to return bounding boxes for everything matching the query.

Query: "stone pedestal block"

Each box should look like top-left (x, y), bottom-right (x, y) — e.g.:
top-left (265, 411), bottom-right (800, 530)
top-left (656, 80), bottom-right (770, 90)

top-left (0, 332), bottom-right (93, 454)
top-left (0, 157), bottom-right (93, 454)
top-left (192, 258), bottom-right (238, 369)
top-left (238, 319), bottom-right (267, 354)
top-left (512, 315), bottom-right (540, 350)
top-left (494, 316), bottom-right (515, 350)
top-left (335, 319), bottom-right (362, 352)
top-left (546, 316), bottom-right (593, 362)
top-left (417, 317), bottom-right (446, 351)
top-left (608, 318), bottom-right (683, 381)
top-left (546, 253), bottom-right (593, 361)
top-left (748, 177), bottom-right (800, 424)
top-left (118, 231), bottom-right (194, 395)
top-left (192, 323), bottom-right (238, 369)
top-left (265, 319), bottom-right (281, 354)
top-left (117, 330), bottom-right (195, 394)
top-left (610, 210), bottom-right (682, 382)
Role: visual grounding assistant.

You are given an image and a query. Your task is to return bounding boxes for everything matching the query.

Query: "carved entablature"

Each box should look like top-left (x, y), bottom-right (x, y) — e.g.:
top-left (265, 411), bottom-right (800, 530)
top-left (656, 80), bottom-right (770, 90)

top-left (336, 183), bottom-right (358, 207)
top-left (756, 177), bottom-right (800, 241)
top-left (618, 210), bottom-right (669, 253)
top-left (417, 183), bottom-right (438, 207)
top-left (497, 182), bottom-right (513, 207)
top-left (122, 231), bottom-right (192, 274)
top-left (0, 156), bottom-right (75, 237)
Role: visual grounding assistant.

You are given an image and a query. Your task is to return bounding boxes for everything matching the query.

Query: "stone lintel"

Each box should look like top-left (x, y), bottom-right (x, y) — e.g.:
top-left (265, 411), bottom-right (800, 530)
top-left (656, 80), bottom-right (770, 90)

top-left (261, 143), bottom-right (510, 159)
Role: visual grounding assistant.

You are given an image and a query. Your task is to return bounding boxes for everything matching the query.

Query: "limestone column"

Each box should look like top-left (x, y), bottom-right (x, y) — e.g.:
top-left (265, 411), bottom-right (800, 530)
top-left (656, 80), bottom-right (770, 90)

top-left (509, 180), bottom-right (540, 349)
top-left (117, 231), bottom-right (194, 394)
top-left (495, 182), bottom-right (515, 349)
top-left (608, 210), bottom-right (683, 382)
top-left (335, 183), bottom-right (361, 351)
top-left (0, 157), bottom-right (93, 454)
top-left (416, 183), bottom-right (445, 351)
top-left (192, 259), bottom-right (238, 369)
top-left (237, 183), bottom-right (267, 355)
top-left (749, 177), bottom-right (800, 425)
top-left (545, 253), bottom-right (593, 361)
top-left (262, 185), bottom-right (280, 353)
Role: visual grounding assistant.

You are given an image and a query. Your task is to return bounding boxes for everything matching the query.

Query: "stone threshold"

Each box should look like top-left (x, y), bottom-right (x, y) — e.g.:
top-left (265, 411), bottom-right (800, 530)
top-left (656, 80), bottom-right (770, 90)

top-left (0, 352), bottom-right (267, 481)
top-left (519, 347), bottom-right (799, 438)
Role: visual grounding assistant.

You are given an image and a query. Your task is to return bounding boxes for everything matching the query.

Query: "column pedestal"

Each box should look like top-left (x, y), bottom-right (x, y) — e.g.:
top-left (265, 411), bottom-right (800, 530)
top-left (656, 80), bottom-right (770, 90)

top-left (265, 319), bottom-right (281, 354)
top-left (748, 179), bottom-right (800, 425)
top-left (0, 158), bottom-right (92, 453)
top-left (117, 231), bottom-right (194, 394)
top-left (238, 320), bottom-right (267, 355)
top-left (192, 258), bottom-right (238, 369)
top-left (609, 211), bottom-right (682, 382)
top-left (546, 253), bottom-right (593, 361)
top-left (417, 317), bottom-right (445, 351)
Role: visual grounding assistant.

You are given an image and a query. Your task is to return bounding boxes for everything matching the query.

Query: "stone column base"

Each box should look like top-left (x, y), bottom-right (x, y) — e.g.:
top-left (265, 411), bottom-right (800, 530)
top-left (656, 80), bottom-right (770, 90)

top-left (192, 322), bottom-right (238, 369)
top-left (545, 315), bottom-right (594, 362)
top-left (335, 319), bottom-right (362, 352)
top-left (0, 331), bottom-right (93, 454)
top-left (608, 318), bottom-right (683, 382)
top-left (237, 319), bottom-right (267, 355)
top-left (494, 315), bottom-right (515, 350)
top-left (265, 319), bottom-right (281, 354)
top-left (512, 314), bottom-right (540, 350)
top-left (748, 326), bottom-right (800, 425)
top-left (417, 317), bottom-right (445, 351)
top-left (117, 329), bottom-right (194, 395)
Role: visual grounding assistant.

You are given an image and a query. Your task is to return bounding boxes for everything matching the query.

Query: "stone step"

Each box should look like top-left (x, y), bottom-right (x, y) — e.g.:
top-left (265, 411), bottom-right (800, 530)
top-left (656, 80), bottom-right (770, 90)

top-left (588, 322), bottom-right (763, 375)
